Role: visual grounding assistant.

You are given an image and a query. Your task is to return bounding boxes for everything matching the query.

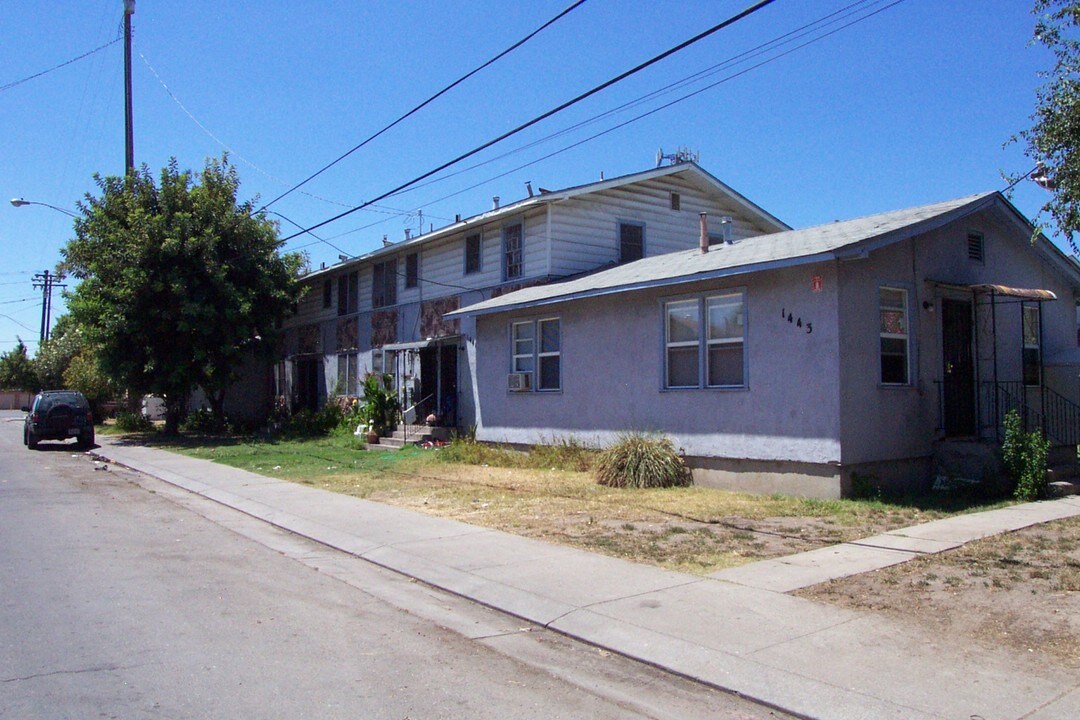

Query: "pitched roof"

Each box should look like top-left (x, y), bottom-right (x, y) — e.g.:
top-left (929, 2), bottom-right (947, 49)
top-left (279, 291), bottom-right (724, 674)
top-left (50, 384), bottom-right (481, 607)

top-left (447, 191), bottom-right (1057, 319)
top-left (301, 162), bottom-right (787, 282)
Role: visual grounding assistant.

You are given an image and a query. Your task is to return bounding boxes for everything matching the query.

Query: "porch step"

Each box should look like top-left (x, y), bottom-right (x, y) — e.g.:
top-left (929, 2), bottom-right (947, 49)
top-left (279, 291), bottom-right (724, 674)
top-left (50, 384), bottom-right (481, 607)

top-left (1047, 480), bottom-right (1080, 497)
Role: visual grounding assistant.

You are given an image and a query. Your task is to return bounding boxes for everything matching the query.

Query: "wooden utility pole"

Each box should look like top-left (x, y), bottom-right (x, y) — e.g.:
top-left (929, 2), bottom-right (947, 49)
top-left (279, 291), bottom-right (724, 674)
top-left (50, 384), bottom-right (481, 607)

top-left (124, 0), bottom-right (135, 174)
top-left (32, 270), bottom-right (65, 343)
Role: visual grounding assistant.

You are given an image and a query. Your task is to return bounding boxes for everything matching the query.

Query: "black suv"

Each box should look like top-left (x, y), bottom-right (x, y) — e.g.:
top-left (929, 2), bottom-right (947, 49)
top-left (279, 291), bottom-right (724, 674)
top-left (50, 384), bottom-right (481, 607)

top-left (23, 390), bottom-right (96, 450)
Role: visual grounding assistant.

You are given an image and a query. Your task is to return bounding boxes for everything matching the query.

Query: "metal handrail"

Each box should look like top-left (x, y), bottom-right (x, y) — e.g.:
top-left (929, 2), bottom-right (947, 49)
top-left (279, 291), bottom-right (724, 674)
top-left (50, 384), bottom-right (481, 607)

top-left (400, 393), bottom-right (434, 445)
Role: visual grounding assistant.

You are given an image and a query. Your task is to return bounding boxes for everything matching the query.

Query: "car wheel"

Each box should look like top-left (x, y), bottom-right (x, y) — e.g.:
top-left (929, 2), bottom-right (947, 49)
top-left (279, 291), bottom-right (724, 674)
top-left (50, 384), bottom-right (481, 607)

top-left (77, 431), bottom-right (94, 450)
top-left (27, 430), bottom-right (38, 449)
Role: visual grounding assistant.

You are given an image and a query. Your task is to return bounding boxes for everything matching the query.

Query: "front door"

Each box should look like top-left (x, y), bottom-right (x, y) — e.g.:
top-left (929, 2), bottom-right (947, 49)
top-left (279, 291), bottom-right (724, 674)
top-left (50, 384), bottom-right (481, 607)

top-left (941, 298), bottom-right (976, 437)
top-left (296, 358), bottom-right (322, 412)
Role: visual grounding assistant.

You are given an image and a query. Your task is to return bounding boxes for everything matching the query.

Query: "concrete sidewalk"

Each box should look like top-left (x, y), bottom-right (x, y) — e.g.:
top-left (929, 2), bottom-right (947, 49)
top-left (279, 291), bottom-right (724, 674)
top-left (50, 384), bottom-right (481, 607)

top-left (94, 437), bottom-right (1080, 720)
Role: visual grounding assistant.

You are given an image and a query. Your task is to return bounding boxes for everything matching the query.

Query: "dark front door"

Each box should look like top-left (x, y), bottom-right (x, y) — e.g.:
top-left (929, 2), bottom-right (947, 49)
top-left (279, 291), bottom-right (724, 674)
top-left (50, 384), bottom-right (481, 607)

top-left (296, 358), bottom-right (322, 412)
top-left (941, 298), bottom-right (976, 437)
top-left (439, 344), bottom-right (458, 427)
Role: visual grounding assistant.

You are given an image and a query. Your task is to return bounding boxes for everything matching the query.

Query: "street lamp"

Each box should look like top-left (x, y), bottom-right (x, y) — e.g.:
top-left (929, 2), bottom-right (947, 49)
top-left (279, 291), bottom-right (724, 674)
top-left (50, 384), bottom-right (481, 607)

top-left (9, 198), bottom-right (78, 218)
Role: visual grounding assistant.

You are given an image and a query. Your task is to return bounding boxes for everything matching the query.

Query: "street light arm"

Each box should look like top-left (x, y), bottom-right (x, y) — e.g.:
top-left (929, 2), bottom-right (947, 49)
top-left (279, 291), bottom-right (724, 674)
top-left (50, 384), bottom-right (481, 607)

top-left (9, 198), bottom-right (78, 218)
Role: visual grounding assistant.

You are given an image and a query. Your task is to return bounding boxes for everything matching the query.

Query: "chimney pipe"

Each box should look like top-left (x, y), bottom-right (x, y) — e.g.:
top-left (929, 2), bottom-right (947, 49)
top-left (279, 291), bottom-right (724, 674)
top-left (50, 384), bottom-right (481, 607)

top-left (404, 228), bottom-right (411, 240)
top-left (699, 212), bottom-right (709, 254)
top-left (492, 196), bottom-right (500, 210)
top-left (525, 181), bottom-right (533, 198)
top-left (721, 216), bottom-right (733, 245)
top-left (455, 213), bottom-right (461, 223)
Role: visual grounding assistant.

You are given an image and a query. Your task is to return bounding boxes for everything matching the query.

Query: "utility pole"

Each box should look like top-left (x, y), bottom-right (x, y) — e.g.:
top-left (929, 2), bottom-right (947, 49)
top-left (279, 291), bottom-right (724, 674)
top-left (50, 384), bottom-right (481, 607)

top-left (124, 0), bottom-right (136, 174)
top-left (32, 270), bottom-right (66, 343)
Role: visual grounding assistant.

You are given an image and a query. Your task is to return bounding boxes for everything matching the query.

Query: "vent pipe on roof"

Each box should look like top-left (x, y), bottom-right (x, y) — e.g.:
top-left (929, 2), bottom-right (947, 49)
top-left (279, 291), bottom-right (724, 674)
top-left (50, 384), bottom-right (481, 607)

top-left (721, 215), bottom-right (733, 245)
top-left (455, 213), bottom-right (461, 223)
top-left (492, 196), bottom-right (500, 210)
top-left (699, 212), bottom-right (709, 254)
top-left (404, 228), bottom-right (411, 241)
top-left (525, 181), bottom-right (533, 198)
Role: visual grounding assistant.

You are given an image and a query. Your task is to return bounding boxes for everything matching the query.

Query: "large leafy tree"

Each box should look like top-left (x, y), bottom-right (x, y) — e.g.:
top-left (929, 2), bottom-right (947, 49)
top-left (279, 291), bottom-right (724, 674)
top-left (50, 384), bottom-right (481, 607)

top-left (0, 339), bottom-right (38, 391)
top-left (62, 156), bottom-right (306, 433)
top-left (35, 315), bottom-right (118, 421)
top-left (1017, 1), bottom-right (1080, 249)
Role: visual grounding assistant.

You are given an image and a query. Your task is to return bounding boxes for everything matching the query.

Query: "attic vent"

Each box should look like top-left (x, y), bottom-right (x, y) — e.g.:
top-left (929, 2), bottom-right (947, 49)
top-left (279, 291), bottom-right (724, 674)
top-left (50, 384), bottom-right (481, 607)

top-left (967, 232), bottom-right (984, 263)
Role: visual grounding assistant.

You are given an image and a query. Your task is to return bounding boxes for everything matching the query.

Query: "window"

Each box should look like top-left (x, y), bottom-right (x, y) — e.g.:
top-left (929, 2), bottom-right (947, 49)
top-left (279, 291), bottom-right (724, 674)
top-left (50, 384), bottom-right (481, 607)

top-left (372, 259), bottom-right (397, 308)
top-left (670, 192), bottom-right (681, 211)
top-left (511, 318), bottom-right (561, 391)
top-left (537, 318), bottom-right (561, 391)
top-left (405, 252), bottom-right (419, 289)
top-left (1023, 304), bottom-right (1041, 386)
top-left (465, 233), bottom-right (482, 274)
top-left (968, 232), bottom-right (984, 263)
top-left (337, 353), bottom-right (358, 396)
top-left (664, 291), bottom-right (745, 389)
top-left (503, 223), bottom-right (522, 280)
top-left (619, 221), bottom-right (644, 263)
top-left (322, 279), bottom-right (332, 309)
top-left (879, 287), bottom-right (909, 385)
top-left (337, 271), bottom-right (358, 316)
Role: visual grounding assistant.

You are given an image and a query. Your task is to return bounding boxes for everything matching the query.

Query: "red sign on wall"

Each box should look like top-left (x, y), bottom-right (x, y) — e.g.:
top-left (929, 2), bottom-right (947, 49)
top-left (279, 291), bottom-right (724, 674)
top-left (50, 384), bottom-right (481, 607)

top-left (811, 275), bottom-right (823, 293)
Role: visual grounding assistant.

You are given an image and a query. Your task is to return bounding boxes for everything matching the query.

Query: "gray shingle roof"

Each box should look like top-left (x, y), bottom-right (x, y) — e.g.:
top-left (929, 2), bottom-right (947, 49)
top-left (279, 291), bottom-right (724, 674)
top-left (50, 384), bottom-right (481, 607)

top-left (447, 192), bottom-right (999, 319)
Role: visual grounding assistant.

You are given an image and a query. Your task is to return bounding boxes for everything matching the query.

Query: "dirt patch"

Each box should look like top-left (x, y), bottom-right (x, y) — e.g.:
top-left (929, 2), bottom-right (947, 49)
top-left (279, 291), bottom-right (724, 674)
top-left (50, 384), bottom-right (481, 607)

top-left (796, 516), bottom-right (1080, 669)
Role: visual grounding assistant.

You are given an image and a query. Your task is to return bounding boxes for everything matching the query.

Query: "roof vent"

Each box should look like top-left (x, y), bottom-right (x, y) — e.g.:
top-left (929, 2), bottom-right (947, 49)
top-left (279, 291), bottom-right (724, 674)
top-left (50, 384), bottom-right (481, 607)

top-left (455, 213), bottom-right (462, 223)
top-left (699, 213), bottom-right (709, 254)
top-left (721, 216), bottom-right (734, 245)
top-left (404, 228), bottom-right (411, 241)
top-left (525, 181), bottom-right (534, 198)
top-left (492, 196), bottom-right (500, 210)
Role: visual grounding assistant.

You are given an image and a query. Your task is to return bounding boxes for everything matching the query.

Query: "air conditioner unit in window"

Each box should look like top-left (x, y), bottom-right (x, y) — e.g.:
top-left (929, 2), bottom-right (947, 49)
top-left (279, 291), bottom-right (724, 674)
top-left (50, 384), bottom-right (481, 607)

top-left (508, 372), bottom-right (532, 391)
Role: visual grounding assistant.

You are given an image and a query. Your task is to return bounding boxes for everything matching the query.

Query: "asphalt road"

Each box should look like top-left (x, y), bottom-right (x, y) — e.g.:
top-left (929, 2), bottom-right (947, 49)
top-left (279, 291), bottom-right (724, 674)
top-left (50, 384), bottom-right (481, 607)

top-left (0, 411), bottom-right (785, 720)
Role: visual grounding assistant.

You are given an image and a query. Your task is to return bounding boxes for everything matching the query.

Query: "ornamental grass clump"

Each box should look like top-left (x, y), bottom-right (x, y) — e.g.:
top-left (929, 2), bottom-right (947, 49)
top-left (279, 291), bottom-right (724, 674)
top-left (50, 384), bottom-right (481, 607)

top-left (594, 433), bottom-right (692, 489)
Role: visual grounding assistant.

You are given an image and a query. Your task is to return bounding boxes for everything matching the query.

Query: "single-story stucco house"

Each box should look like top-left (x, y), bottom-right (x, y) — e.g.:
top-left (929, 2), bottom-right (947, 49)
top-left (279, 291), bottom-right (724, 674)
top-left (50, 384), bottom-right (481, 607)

top-left (446, 191), bottom-right (1080, 498)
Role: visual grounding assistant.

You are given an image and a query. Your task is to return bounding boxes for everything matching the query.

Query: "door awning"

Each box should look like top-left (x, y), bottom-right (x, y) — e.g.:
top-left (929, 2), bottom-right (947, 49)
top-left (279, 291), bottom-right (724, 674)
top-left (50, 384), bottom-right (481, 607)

top-left (380, 335), bottom-right (461, 352)
top-left (927, 280), bottom-right (1057, 301)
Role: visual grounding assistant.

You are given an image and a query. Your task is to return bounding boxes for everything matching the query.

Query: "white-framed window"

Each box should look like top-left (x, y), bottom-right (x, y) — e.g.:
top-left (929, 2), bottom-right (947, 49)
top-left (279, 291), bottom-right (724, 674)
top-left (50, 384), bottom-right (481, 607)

top-left (337, 352), bottom-right (358, 396)
top-left (879, 286), bottom-right (909, 385)
top-left (337, 271), bottom-right (358, 315)
top-left (511, 318), bottom-right (561, 391)
top-left (1023, 303), bottom-right (1041, 386)
top-left (664, 290), bottom-right (746, 389)
top-left (619, 221), bottom-right (644, 264)
top-left (670, 191), bottom-right (681, 211)
top-left (503, 223), bottom-right (523, 280)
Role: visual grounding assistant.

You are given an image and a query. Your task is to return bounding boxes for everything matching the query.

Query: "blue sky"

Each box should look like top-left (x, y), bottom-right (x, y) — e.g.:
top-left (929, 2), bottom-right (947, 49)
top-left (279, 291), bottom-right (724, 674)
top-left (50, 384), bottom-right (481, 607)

top-left (0, 0), bottom-right (1059, 353)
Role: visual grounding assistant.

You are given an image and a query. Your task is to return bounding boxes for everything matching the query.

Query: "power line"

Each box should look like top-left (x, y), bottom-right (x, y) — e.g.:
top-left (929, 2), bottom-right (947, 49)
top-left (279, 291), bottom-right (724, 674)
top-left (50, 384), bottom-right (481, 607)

top-left (319, 0), bottom-right (894, 236)
top-left (313, 0), bottom-right (893, 246)
top-left (261, 0), bottom-right (589, 214)
top-left (282, 0), bottom-right (779, 243)
top-left (0, 36), bottom-right (121, 94)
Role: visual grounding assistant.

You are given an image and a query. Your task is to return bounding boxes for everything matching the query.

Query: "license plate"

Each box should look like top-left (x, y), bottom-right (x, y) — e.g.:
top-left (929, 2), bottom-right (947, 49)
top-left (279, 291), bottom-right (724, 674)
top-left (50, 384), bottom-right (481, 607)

top-left (68, 428), bottom-right (80, 436)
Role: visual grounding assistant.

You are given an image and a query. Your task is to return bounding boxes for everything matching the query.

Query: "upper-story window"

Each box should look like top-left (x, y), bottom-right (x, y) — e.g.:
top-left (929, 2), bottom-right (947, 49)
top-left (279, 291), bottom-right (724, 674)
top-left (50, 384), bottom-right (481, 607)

top-left (405, 252), bottom-right (419, 289)
top-left (503, 223), bottom-right (523, 280)
top-left (879, 286), bottom-right (909, 385)
top-left (337, 271), bottom-right (358, 316)
top-left (465, 233), bottom-right (482, 274)
top-left (372, 260), bottom-right (397, 308)
top-left (670, 192), bottom-right (681, 211)
top-left (619, 221), bottom-right (644, 264)
top-left (323, 279), bottom-right (332, 309)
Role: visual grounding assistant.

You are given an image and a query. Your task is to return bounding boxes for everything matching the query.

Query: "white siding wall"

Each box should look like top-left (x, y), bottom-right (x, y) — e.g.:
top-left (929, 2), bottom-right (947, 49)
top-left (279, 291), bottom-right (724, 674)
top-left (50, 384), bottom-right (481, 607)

top-left (549, 175), bottom-right (774, 277)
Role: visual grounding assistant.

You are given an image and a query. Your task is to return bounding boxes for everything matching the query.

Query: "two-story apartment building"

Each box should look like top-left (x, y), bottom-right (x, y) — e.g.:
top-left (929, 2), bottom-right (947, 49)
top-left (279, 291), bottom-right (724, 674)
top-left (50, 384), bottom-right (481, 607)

top-left (274, 162), bottom-right (787, 428)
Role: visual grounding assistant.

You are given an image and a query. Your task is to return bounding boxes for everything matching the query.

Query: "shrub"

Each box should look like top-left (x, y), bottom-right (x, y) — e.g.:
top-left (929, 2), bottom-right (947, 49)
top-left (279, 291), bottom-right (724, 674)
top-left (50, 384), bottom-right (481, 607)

top-left (114, 410), bottom-right (155, 433)
top-left (594, 433), bottom-right (692, 489)
top-left (1001, 409), bottom-right (1051, 501)
top-left (180, 408), bottom-right (226, 434)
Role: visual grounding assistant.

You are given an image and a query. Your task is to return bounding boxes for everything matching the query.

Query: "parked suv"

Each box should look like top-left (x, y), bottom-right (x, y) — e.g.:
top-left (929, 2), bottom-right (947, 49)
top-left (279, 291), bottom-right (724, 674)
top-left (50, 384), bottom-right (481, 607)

top-left (23, 390), bottom-right (95, 450)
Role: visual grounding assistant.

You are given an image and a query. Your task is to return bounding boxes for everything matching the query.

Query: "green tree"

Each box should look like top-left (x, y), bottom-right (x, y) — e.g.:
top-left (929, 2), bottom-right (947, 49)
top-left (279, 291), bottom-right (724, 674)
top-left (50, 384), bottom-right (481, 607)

top-left (0, 339), bottom-right (39, 391)
top-left (1017, 1), bottom-right (1080, 249)
top-left (34, 315), bottom-right (83, 390)
top-left (62, 156), bottom-right (306, 434)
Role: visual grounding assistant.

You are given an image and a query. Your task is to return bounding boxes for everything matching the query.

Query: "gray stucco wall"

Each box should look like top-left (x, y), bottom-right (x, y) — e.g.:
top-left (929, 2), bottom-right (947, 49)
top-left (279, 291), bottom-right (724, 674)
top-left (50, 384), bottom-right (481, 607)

top-left (836, 205), bottom-right (1080, 466)
top-left (473, 262), bottom-right (843, 465)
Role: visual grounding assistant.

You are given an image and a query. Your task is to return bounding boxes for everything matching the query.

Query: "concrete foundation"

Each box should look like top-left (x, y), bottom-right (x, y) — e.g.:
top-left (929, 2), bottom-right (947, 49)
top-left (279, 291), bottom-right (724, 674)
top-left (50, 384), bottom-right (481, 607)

top-left (687, 457), bottom-right (844, 499)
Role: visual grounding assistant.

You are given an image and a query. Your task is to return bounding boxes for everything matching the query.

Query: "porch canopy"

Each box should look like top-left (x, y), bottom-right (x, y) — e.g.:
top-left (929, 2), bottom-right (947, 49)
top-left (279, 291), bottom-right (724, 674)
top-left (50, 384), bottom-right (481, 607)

top-left (927, 279), bottom-right (1059, 440)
